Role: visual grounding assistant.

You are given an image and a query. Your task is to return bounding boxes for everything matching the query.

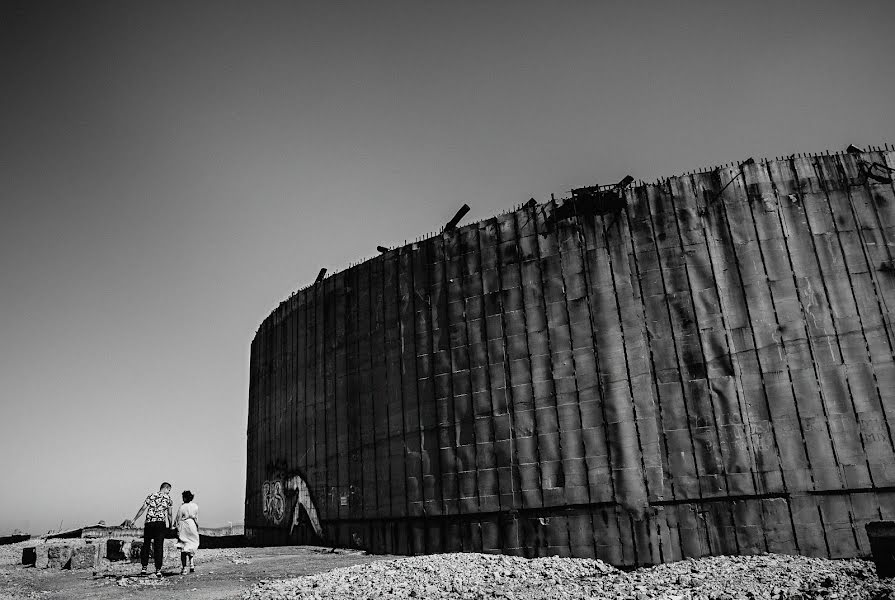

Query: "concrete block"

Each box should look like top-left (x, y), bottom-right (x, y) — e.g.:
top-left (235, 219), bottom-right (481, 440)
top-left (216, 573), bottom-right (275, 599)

top-left (93, 539), bottom-right (107, 561)
top-left (129, 541), bottom-right (143, 562)
top-left (35, 546), bottom-right (49, 569)
top-left (106, 539), bottom-right (128, 561)
top-left (46, 545), bottom-right (72, 569)
top-left (70, 545), bottom-right (97, 570)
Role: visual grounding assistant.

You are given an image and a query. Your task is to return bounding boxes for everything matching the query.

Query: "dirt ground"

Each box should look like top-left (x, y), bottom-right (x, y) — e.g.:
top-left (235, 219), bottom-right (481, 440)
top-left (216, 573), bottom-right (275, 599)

top-left (0, 545), bottom-right (394, 600)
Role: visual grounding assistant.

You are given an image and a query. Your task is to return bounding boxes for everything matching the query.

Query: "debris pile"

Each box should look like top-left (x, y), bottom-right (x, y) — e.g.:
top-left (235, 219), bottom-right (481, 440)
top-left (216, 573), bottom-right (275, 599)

top-left (245, 553), bottom-right (895, 600)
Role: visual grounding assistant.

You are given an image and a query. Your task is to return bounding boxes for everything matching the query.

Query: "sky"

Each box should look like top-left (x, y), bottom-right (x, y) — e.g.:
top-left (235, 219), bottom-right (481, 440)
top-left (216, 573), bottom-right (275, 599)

top-left (1, 0), bottom-right (893, 535)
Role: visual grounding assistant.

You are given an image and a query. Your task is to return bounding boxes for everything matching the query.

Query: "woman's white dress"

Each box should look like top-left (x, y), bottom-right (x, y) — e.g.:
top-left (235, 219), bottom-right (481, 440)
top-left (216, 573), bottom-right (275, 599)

top-left (176, 502), bottom-right (200, 553)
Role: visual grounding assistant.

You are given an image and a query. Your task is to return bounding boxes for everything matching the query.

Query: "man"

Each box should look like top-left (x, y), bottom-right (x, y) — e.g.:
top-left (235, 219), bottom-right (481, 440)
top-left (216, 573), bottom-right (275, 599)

top-left (130, 482), bottom-right (174, 577)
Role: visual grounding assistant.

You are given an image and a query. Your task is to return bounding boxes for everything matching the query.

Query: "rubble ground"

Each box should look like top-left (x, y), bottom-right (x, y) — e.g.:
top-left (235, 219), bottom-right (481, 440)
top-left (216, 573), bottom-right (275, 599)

top-left (0, 544), bottom-right (392, 600)
top-left (245, 552), bottom-right (895, 600)
top-left (3, 539), bottom-right (895, 600)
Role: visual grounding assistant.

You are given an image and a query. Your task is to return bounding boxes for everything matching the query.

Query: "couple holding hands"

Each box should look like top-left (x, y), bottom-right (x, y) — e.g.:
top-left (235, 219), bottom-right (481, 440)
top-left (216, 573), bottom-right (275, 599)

top-left (129, 481), bottom-right (200, 577)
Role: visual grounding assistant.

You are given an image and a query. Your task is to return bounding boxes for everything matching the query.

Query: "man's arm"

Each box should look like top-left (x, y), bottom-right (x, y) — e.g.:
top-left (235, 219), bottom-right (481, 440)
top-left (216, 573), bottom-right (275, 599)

top-left (131, 500), bottom-right (147, 525)
top-left (168, 503), bottom-right (174, 527)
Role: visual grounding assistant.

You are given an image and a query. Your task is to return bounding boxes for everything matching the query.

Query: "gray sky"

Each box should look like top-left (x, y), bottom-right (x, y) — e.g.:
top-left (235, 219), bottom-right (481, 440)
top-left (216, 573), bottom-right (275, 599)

top-left (1, 0), bottom-right (893, 535)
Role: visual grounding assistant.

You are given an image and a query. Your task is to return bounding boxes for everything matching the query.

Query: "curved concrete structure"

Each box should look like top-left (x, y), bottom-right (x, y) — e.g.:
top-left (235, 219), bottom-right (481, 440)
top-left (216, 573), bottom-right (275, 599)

top-left (246, 150), bottom-right (895, 564)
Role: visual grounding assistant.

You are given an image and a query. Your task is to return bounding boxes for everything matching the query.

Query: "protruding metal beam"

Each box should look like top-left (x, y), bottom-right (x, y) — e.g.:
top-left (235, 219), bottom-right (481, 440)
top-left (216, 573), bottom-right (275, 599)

top-left (847, 144), bottom-right (863, 154)
top-left (444, 204), bottom-right (471, 231)
top-left (615, 175), bottom-right (635, 189)
top-left (713, 158), bottom-right (755, 200)
top-left (377, 246), bottom-right (390, 253)
top-left (315, 268), bottom-right (327, 284)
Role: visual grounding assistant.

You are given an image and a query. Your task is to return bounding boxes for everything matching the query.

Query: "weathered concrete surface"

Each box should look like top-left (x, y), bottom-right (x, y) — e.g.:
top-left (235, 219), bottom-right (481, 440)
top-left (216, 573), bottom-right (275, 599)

top-left (69, 545), bottom-right (97, 570)
top-left (46, 546), bottom-right (71, 569)
top-left (246, 149), bottom-right (895, 565)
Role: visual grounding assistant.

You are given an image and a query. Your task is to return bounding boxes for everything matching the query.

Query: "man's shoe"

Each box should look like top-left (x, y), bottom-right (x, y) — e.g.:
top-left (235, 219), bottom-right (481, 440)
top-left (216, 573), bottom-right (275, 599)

top-left (139, 568), bottom-right (147, 577)
top-left (155, 571), bottom-right (162, 579)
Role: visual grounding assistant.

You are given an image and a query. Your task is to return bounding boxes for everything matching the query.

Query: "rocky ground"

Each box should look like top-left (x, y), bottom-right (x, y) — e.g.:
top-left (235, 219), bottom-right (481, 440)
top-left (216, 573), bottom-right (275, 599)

top-left (0, 543), bottom-right (391, 600)
top-left (246, 553), bottom-right (895, 600)
top-left (2, 539), bottom-right (894, 600)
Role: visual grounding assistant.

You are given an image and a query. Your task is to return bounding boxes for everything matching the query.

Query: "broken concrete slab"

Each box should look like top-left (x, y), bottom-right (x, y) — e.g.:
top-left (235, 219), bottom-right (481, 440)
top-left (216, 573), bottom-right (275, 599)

top-left (69, 545), bottom-right (96, 570)
top-left (35, 546), bottom-right (49, 569)
top-left (106, 539), bottom-right (128, 561)
top-left (46, 545), bottom-right (72, 569)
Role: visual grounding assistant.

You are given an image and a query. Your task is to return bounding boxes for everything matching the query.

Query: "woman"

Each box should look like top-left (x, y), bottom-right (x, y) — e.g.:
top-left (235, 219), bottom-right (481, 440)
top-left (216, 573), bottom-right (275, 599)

top-left (175, 490), bottom-right (200, 574)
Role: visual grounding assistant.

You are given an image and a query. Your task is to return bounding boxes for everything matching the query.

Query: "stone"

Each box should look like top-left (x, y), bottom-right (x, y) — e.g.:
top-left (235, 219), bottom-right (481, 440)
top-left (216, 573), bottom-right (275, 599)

top-left (35, 546), bottom-right (49, 569)
top-left (129, 540), bottom-right (143, 562)
top-left (46, 545), bottom-right (72, 569)
top-left (70, 545), bottom-right (97, 569)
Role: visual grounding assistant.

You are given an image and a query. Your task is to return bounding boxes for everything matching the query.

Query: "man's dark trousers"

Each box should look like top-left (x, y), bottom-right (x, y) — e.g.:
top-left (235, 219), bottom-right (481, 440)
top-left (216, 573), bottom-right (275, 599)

top-left (141, 520), bottom-right (166, 571)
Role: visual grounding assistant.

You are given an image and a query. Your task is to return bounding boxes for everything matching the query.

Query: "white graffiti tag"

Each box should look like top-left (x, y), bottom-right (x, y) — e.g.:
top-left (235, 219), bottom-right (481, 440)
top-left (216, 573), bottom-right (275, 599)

top-left (285, 475), bottom-right (322, 537)
top-left (262, 480), bottom-right (285, 523)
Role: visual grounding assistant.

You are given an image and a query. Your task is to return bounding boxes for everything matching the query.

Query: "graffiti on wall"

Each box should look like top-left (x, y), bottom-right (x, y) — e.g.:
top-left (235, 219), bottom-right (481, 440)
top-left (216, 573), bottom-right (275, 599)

top-left (261, 474), bottom-right (323, 538)
top-left (285, 474), bottom-right (322, 537)
top-left (261, 480), bottom-right (285, 523)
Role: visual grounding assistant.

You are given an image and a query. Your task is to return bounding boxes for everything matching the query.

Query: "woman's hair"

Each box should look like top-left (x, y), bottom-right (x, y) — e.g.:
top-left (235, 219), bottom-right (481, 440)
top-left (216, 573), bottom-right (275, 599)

top-left (182, 490), bottom-right (194, 502)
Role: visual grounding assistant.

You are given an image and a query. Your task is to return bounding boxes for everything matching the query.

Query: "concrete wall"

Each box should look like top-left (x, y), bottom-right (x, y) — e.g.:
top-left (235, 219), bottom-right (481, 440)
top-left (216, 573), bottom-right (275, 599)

top-left (245, 149), bottom-right (895, 565)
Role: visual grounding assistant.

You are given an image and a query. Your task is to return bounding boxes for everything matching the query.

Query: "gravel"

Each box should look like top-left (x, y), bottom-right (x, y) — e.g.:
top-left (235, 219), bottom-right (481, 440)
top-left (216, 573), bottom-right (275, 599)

top-left (0, 536), bottom-right (250, 571)
top-left (244, 553), bottom-right (895, 600)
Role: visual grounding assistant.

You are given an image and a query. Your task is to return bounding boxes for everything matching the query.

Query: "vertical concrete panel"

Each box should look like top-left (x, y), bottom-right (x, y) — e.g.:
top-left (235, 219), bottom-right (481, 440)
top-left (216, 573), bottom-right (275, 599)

top-left (322, 277), bottom-right (337, 518)
top-left (356, 262), bottom-right (376, 519)
top-left (483, 217), bottom-right (518, 512)
top-left (602, 202), bottom-right (651, 516)
top-left (634, 184), bottom-right (699, 502)
top-left (833, 154), bottom-right (895, 486)
top-left (311, 282), bottom-right (325, 518)
top-left (553, 211), bottom-right (591, 509)
top-left (272, 305), bottom-right (282, 482)
top-left (368, 259), bottom-right (390, 517)
top-left (399, 246), bottom-right (423, 520)
top-left (778, 159), bottom-right (892, 492)
top-left (414, 240), bottom-right (442, 517)
top-left (383, 253), bottom-right (407, 518)
top-left (467, 225), bottom-right (501, 515)
top-left (814, 157), bottom-right (888, 488)
top-left (516, 208), bottom-right (549, 511)
top-left (345, 268), bottom-right (363, 520)
top-left (653, 180), bottom-right (725, 500)
top-left (333, 275), bottom-right (350, 521)
top-left (285, 300), bottom-right (295, 513)
top-left (432, 235), bottom-right (459, 516)
top-left (618, 192), bottom-right (671, 504)
top-left (717, 165), bottom-right (814, 496)
top-left (750, 160), bottom-right (848, 492)
top-left (696, 170), bottom-right (786, 495)
top-left (675, 174), bottom-right (756, 497)
top-left (446, 230), bottom-right (478, 516)
top-left (528, 206), bottom-right (564, 510)
top-left (578, 210), bottom-right (622, 505)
